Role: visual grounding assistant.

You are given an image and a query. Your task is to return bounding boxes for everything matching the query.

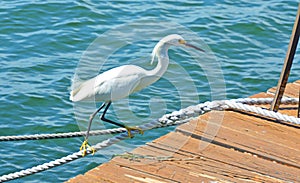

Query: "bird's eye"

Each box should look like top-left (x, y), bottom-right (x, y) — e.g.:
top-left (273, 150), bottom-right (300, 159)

top-left (178, 39), bottom-right (186, 44)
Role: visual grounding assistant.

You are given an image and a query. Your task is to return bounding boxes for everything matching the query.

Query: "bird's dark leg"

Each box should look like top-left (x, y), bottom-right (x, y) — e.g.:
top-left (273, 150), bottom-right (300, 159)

top-left (86, 102), bottom-right (106, 140)
top-left (80, 102), bottom-right (106, 156)
top-left (100, 101), bottom-right (143, 138)
top-left (100, 102), bottom-right (126, 128)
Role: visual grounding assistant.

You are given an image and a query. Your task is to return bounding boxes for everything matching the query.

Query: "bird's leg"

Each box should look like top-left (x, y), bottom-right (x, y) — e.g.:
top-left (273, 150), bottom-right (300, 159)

top-left (100, 102), bottom-right (144, 138)
top-left (123, 126), bottom-right (144, 138)
top-left (80, 103), bottom-right (106, 156)
top-left (80, 140), bottom-right (95, 157)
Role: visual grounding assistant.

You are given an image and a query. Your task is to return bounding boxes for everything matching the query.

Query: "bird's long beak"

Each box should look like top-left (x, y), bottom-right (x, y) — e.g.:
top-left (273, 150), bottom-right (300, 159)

top-left (184, 43), bottom-right (205, 52)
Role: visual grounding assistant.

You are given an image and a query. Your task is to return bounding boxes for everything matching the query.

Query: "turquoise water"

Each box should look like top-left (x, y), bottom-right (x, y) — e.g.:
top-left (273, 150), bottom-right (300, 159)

top-left (1, 0), bottom-right (299, 182)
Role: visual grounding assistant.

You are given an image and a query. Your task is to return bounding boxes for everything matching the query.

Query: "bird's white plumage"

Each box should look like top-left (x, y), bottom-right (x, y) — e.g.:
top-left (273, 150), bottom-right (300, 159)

top-left (70, 34), bottom-right (188, 103)
top-left (70, 65), bottom-right (146, 102)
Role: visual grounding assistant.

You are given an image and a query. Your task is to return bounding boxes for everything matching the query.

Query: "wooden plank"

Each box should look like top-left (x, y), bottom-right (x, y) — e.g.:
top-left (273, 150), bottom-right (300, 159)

top-left (149, 132), bottom-right (299, 182)
top-left (178, 113), bottom-right (300, 166)
top-left (268, 82), bottom-right (300, 98)
top-left (250, 92), bottom-right (274, 98)
top-left (86, 163), bottom-right (174, 183)
top-left (90, 129), bottom-right (299, 182)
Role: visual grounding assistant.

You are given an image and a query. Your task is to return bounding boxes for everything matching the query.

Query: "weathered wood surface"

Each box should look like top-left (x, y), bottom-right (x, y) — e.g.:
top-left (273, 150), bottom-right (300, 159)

top-left (67, 80), bottom-right (300, 183)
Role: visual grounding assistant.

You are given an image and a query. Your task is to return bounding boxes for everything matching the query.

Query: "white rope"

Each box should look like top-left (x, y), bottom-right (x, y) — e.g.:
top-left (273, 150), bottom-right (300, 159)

top-left (224, 101), bottom-right (300, 124)
top-left (0, 98), bottom-right (298, 142)
top-left (0, 97), bottom-right (298, 182)
top-left (158, 97), bottom-right (299, 125)
top-left (0, 128), bottom-right (126, 141)
top-left (230, 97), bottom-right (298, 105)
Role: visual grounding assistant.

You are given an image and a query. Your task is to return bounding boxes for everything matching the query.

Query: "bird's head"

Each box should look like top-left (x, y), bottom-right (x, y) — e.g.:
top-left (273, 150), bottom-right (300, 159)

top-left (151, 34), bottom-right (204, 64)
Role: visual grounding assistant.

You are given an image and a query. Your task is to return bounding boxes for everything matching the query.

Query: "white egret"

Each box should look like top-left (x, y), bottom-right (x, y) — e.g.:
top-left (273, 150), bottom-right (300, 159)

top-left (70, 34), bottom-right (204, 156)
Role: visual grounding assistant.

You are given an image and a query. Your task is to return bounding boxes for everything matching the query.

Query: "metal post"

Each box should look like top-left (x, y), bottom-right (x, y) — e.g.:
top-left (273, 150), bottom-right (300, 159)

top-left (270, 3), bottom-right (300, 112)
top-left (298, 90), bottom-right (300, 118)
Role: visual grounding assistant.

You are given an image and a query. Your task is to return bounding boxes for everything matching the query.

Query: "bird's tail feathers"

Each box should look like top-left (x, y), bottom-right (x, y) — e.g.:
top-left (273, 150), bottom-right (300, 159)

top-left (70, 74), bottom-right (85, 101)
top-left (69, 86), bottom-right (82, 101)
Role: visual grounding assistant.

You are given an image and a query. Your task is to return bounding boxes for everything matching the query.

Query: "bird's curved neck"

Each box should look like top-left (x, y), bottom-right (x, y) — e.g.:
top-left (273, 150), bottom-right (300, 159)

top-left (148, 44), bottom-right (170, 77)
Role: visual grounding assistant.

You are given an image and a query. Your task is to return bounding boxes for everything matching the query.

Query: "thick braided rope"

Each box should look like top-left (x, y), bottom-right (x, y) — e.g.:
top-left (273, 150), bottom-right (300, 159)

top-left (0, 151), bottom-right (83, 182)
top-left (0, 128), bottom-right (126, 141)
top-left (0, 97), bottom-right (298, 182)
top-left (225, 101), bottom-right (300, 124)
top-left (0, 98), bottom-right (298, 142)
top-left (229, 97), bottom-right (298, 105)
top-left (0, 136), bottom-right (119, 182)
top-left (157, 97), bottom-right (299, 125)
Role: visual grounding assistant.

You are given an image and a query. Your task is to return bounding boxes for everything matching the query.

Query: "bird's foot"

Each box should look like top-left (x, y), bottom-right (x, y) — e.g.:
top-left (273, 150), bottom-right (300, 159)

top-left (125, 126), bottom-right (144, 138)
top-left (80, 140), bottom-right (95, 157)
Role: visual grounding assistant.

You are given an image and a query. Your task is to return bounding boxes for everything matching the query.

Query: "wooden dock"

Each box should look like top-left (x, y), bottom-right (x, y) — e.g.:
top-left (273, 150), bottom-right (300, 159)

top-left (67, 80), bottom-right (300, 183)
